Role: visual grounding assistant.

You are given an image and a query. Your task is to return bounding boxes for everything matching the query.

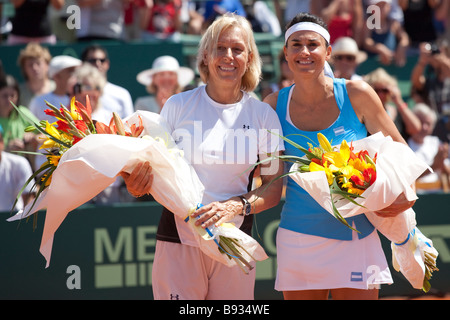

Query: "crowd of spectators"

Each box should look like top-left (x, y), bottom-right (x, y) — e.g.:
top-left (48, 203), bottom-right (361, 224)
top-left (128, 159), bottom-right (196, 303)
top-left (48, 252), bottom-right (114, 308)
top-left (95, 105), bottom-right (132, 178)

top-left (0, 0), bottom-right (449, 211)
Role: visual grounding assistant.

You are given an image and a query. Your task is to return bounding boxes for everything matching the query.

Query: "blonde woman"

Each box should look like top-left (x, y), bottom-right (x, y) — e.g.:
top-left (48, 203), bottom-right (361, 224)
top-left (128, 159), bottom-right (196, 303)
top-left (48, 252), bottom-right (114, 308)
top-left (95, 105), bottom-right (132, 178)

top-left (17, 43), bottom-right (54, 107)
top-left (72, 63), bottom-right (110, 124)
top-left (121, 13), bottom-right (284, 300)
top-left (364, 68), bottom-right (421, 139)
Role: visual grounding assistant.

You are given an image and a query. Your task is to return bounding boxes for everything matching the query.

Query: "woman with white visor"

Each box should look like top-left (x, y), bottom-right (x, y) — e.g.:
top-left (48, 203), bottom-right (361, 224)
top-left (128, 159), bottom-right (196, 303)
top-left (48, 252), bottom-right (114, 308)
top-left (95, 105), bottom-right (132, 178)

top-left (264, 12), bottom-right (415, 300)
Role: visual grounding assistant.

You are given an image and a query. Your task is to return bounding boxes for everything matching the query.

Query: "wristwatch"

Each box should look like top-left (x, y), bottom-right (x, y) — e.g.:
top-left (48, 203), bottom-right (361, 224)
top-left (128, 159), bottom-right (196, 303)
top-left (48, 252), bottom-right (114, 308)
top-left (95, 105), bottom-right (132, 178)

top-left (239, 196), bottom-right (251, 216)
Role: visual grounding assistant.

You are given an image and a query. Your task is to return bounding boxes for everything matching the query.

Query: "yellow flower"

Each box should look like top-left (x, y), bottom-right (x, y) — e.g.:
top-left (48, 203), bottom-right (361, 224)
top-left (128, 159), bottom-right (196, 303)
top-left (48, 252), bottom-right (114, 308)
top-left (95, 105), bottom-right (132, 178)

top-left (349, 157), bottom-right (375, 172)
top-left (45, 121), bottom-right (61, 138)
top-left (69, 97), bottom-right (83, 121)
top-left (310, 161), bottom-right (334, 185)
top-left (48, 155), bottom-right (61, 166)
top-left (317, 132), bottom-right (333, 152)
top-left (346, 185), bottom-right (365, 196)
top-left (339, 140), bottom-right (350, 163)
top-left (39, 121), bottom-right (62, 149)
top-left (340, 164), bottom-right (360, 180)
top-left (41, 173), bottom-right (52, 187)
top-left (322, 139), bottom-right (351, 168)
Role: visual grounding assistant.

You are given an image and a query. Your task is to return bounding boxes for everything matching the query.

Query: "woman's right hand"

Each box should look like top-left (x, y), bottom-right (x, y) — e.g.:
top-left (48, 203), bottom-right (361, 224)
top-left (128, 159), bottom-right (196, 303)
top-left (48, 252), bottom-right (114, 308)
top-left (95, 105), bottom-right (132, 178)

top-left (120, 161), bottom-right (153, 198)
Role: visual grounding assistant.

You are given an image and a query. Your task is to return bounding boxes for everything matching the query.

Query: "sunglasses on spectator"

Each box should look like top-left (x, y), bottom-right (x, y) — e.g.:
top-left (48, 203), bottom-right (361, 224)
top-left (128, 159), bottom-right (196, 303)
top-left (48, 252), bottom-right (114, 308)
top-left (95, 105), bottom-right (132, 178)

top-left (374, 88), bottom-right (390, 94)
top-left (334, 55), bottom-right (356, 62)
top-left (73, 83), bottom-right (100, 94)
top-left (86, 58), bottom-right (107, 64)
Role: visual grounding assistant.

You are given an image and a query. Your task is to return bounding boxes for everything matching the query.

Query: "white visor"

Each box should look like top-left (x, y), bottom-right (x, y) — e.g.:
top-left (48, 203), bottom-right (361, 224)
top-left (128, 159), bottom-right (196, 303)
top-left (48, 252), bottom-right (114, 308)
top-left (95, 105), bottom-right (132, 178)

top-left (285, 22), bottom-right (330, 44)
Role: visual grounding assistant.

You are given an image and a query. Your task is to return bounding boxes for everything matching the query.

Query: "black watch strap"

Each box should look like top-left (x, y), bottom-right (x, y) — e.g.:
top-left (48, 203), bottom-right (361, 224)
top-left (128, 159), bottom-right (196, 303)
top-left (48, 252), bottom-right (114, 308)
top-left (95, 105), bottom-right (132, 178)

top-left (239, 195), bottom-right (251, 216)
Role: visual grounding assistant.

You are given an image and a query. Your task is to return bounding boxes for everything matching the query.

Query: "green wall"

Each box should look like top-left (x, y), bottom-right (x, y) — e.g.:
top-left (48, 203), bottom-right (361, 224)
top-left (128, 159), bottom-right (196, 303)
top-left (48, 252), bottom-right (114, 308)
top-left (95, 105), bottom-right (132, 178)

top-left (0, 41), bottom-right (185, 104)
top-left (1, 193), bottom-right (449, 300)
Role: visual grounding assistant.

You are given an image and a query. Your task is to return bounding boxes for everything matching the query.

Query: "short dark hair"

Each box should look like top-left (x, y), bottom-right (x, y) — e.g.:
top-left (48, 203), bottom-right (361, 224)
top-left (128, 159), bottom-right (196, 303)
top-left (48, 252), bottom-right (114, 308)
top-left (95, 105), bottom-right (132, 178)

top-left (285, 12), bottom-right (329, 47)
top-left (81, 44), bottom-right (109, 62)
top-left (0, 74), bottom-right (21, 105)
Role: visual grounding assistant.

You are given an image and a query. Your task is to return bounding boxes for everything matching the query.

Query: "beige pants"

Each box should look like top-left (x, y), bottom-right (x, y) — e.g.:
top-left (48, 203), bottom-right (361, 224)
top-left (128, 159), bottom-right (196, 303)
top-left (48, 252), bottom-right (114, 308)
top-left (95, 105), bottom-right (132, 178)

top-left (152, 240), bottom-right (256, 300)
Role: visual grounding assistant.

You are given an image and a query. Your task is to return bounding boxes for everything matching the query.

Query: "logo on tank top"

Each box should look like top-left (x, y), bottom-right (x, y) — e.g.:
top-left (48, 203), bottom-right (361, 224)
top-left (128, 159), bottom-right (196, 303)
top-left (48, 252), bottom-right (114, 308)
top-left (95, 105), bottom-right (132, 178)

top-left (333, 126), bottom-right (345, 136)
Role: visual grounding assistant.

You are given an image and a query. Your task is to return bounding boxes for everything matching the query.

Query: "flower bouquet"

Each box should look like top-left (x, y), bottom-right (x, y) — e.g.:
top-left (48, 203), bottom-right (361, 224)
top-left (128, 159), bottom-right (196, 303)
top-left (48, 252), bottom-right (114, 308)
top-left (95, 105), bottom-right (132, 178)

top-left (8, 98), bottom-right (268, 272)
top-left (277, 131), bottom-right (438, 292)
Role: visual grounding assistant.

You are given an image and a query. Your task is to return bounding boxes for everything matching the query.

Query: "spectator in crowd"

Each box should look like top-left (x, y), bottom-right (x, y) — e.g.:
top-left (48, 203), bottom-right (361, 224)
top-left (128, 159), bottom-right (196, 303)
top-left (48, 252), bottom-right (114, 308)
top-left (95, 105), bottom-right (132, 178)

top-left (363, 0), bottom-right (405, 23)
top-left (244, 1), bottom-right (282, 36)
top-left (16, 43), bottom-right (54, 108)
top-left (140, 0), bottom-right (182, 42)
top-left (411, 40), bottom-right (450, 117)
top-left (408, 103), bottom-right (450, 192)
top-left (365, 67), bottom-right (421, 139)
top-left (72, 63), bottom-right (110, 123)
top-left (363, 0), bottom-right (409, 66)
top-left (330, 36), bottom-right (367, 80)
top-left (81, 44), bottom-right (134, 119)
top-left (75, 0), bottom-right (125, 41)
top-left (260, 49), bottom-right (295, 100)
top-left (311, 0), bottom-right (365, 47)
top-left (7, 0), bottom-right (64, 45)
top-left (277, 0), bottom-right (311, 26)
top-left (398, 0), bottom-right (440, 50)
top-left (435, 0), bottom-right (450, 43)
top-left (29, 55), bottom-right (82, 122)
top-left (179, 0), bottom-right (205, 35)
top-left (201, 0), bottom-right (247, 31)
top-left (72, 63), bottom-right (126, 204)
top-left (0, 124), bottom-right (35, 213)
top-left (433, 109), bottom-right (450, 143)
top-left (0, 74), bottom-right (40, 169)
top-left (123, 0), bottom-right (153, 41)
top-left (135, 55), bottom-right (194, 113)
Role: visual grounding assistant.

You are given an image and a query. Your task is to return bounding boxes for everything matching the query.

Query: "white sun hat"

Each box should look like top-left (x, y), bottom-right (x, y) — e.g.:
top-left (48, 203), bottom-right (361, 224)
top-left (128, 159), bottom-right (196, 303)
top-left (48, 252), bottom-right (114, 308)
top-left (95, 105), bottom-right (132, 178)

top-left (136, 55), bottom-right (195, 88)
top-left (331, 37), bottom-right (367, 64)
top-left (48, 55), bottom-right (82, 78)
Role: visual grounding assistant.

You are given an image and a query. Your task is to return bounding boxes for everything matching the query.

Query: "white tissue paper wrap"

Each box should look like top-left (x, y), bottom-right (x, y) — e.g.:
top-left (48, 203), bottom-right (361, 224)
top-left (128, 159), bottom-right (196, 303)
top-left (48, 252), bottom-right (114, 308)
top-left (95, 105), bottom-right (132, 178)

top-left (288, 132), bottom-right (438, 289)
top-left (8, 111), bottom-right (268, 268)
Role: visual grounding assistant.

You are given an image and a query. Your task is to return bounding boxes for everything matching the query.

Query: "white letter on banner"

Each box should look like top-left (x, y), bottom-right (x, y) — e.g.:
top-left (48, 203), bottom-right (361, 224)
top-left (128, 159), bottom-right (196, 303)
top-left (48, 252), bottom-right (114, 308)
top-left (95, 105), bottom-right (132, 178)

top-left (66, 265), bottom-right (81, 289)
top-left (66, 5), bottom-right (81, 30)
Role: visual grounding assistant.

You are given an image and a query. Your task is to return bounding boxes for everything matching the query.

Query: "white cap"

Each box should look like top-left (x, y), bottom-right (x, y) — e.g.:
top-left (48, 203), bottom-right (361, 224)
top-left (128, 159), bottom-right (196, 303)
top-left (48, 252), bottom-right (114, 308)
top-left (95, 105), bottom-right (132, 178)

top-left (368, 0), bottom-right (391, 4)
top-left (136, 55), bottom-right (194, 88)
top-left (48, 55), bottom-right (82, 78)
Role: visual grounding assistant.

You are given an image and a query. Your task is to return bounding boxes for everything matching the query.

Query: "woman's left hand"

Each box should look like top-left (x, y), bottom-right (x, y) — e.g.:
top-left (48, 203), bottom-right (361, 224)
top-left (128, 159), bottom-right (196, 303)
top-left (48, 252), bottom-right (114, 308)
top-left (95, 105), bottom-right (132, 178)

top-left (191, 197), bottom-right (242, 229)
top-left (374, 192), bottom-right (415, 217)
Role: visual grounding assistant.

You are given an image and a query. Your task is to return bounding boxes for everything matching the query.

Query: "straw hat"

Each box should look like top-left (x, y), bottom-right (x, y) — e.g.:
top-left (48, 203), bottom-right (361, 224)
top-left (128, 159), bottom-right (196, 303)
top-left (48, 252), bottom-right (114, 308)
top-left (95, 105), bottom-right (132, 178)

top-left (137, 56), bottom-right (194, 88)
top-left (331, 37), bottom-right (367, 64)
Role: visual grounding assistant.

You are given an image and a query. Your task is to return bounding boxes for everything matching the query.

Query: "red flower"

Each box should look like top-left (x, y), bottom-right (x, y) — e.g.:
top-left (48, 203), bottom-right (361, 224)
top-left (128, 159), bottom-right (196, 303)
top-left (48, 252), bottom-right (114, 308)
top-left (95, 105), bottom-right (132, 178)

top-left (56, 120), bottom-right (71, 134)
top-left (74, 120), bottom-right (88, 134)
top-left (95, 121), bottom-right (114, 134)
top-left (363, 167), bottom-right (376, 185)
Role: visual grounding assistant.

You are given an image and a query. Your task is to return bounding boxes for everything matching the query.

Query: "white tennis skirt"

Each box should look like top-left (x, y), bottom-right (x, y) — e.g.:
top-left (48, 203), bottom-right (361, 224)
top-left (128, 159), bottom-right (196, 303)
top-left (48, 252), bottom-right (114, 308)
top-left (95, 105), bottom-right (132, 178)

top-left (275, 227), bottom-right (393, 291)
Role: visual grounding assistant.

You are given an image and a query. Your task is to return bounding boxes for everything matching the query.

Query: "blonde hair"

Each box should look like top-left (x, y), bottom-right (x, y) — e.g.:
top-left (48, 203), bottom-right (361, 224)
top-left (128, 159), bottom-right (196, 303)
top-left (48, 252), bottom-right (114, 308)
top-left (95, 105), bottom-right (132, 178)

top-left (196, 13), bottom-right (262, 92)
top-left (364, 67), bottom-right (398, 88)
top-left (17, 43), bottom-right (52, 80)
top-left (412, 103), bottom-right (437, 126)
top-left (74, 63), bottom-right (107, 94)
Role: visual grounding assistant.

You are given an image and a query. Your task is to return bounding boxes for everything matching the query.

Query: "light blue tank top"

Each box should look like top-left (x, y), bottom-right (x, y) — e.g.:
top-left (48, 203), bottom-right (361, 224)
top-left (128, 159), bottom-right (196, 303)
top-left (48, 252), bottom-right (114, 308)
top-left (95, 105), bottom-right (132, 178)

top-left (276, 78), bottom-right (375, 240)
